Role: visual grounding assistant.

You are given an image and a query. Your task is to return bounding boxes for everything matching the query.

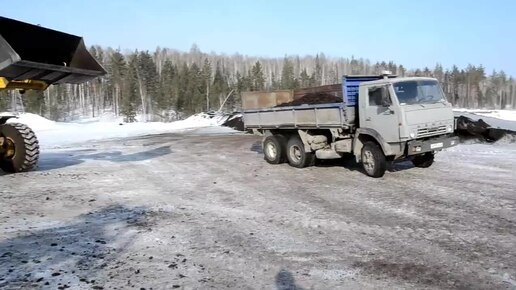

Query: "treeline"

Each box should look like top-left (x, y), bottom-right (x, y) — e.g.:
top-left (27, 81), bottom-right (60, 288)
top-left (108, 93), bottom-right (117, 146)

top-left (1, 45), bottom-right (515, 121)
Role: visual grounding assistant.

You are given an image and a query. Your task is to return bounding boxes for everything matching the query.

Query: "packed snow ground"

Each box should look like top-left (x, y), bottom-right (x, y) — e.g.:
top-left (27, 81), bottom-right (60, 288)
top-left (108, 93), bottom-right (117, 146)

top-left (0, 109), bottom-right (514, 289)
top-left (0, 130), bottom-right (514, 289)
top-left (1, 112), bottom-right (238, 148)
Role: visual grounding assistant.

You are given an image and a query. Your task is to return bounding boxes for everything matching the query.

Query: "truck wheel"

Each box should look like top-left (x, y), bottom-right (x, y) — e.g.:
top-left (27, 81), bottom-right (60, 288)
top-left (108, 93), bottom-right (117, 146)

top-left (361, 141), bottom-right (386, 178)
top-left (0, 123), bottom-right (39, 173)
top-left (263, 135), bottom-right (287, 164)
top-left (412, 152), bottom-right (434, 168)
top-left (286, 136), bottom-right (314, 168)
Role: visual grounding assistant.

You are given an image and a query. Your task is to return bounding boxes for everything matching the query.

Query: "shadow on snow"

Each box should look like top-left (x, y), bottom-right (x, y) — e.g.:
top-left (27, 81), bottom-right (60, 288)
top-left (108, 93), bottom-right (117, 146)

top-left (35, 145), bottom-right (172, 171)
top-left (0, 205), bottom-right (149, 289)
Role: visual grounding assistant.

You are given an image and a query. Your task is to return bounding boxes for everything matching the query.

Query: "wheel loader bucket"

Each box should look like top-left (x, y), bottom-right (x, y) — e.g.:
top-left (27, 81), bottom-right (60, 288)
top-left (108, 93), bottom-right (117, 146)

top-left (0, 16), bottom-right (106, 88)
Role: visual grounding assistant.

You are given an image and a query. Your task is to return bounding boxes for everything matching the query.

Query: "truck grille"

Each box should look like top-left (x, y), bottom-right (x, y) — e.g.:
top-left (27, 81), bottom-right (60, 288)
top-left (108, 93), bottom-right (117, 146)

top-left (417, 126), bottom-right (447, 137)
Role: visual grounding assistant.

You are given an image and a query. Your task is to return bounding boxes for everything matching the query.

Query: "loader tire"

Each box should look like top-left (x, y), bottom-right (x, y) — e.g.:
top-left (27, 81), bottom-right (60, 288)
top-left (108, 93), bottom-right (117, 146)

top-left (412, 152), bottom-right (434, 168)
top-left (286, 136), bottom-right (314, 168)
top-left (361, 141), bottom-right (386, 178)
top-left (263, 135), bottom-right (287, 164)
top-left (0, 123), bottom-right (39, 173)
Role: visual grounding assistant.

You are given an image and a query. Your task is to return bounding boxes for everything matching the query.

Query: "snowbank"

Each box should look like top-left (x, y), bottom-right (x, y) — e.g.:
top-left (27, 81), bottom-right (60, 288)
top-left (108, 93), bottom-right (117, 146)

top-left (0, 112), bottom-right (56, 131)
top-left (2, 112), bottom-right (237, 148)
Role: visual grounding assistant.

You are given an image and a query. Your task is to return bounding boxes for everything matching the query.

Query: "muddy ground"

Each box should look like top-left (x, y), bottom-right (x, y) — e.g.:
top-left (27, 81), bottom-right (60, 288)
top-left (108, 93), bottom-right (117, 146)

top-left (0, 129), bottom-right (515, 289)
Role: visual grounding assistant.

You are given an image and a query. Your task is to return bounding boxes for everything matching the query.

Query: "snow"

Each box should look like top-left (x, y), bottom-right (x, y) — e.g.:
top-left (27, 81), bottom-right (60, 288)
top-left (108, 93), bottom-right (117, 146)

top-left (1, 112), bottom-right (237, 148)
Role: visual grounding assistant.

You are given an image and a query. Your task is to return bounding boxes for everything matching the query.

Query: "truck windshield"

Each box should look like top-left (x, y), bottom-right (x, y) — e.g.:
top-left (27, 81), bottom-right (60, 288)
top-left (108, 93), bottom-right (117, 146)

top-left (393, 80), bottom-right (445, 105)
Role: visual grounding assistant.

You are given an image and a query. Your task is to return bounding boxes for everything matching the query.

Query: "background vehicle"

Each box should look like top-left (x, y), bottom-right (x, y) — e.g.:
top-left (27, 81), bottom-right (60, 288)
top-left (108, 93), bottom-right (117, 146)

top-left (242, 73), bottom-right (459, 177)
top-left (0, 16), bottom-right (105, 173)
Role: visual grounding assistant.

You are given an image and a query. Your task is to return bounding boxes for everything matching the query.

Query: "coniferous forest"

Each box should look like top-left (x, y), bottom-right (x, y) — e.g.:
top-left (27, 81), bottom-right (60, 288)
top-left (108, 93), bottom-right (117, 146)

top-left (1, 44), bottom-right (514, 122)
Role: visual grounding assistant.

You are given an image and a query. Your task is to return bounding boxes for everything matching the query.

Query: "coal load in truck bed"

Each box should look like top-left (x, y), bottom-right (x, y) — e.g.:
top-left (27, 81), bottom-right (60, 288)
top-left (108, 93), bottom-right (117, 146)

top-left (274, 93), bottom-right (342, 107)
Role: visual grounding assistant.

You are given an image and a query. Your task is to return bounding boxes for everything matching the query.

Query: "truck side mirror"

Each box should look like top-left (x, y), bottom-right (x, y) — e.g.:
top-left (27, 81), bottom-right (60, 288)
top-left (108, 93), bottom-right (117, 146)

top-left (381, 87), bottom-right (391, 107)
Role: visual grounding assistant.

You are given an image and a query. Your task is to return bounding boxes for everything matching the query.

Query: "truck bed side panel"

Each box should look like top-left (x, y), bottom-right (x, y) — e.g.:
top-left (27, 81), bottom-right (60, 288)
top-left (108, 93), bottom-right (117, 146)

top-left (244, 105), bottom-right (347, 129)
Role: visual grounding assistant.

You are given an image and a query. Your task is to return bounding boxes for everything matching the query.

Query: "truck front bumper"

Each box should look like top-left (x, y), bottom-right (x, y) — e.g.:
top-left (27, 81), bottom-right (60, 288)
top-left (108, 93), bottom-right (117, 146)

top-left (407, 135), bottom-right (459, 155)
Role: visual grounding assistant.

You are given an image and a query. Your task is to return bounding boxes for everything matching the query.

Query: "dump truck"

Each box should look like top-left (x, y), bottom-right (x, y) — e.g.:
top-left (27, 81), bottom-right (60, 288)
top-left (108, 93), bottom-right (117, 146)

top-left (0, 16), bottom-right (106, 173)
top-left (242, 73), bottom-right (459, 177)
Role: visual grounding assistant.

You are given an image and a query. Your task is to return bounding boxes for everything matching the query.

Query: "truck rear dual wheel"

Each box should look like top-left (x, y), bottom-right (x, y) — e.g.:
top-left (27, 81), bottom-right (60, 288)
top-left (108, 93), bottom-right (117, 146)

top-left (263, 135), bottom-right (287, 164)
top-left (286, 136), bottom-right (314, 168)
top-left (361, 141), bottom-right (387, 178)
top-left (0, 123), bottom-right (39, 173)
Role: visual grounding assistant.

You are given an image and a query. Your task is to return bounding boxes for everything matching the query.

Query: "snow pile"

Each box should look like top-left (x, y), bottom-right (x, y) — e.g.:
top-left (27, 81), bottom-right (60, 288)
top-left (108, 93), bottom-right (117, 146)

top-left (71, 111), bottom-right (124, 124)
top-left (473, 110), bottom-right (516, 122)
top-left (183, 112), bottom-right (230, 126)
top-left (0, 112), bottom-right (56, 131)
top-left (2, 112), bottom-right (238, 148)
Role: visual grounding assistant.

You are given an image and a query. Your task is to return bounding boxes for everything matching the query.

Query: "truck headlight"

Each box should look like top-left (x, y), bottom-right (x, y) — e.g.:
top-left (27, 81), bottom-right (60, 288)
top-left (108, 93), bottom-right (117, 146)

top-left (446, 124), bottom-right (453, 133)
top-left (409, 132), bottom-right (416, 139)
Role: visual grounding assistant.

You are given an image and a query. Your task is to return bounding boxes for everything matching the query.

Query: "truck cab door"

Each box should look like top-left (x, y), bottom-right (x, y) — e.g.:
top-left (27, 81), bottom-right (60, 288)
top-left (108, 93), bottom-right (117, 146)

top-left (359, 85), bottom-right (400, 143)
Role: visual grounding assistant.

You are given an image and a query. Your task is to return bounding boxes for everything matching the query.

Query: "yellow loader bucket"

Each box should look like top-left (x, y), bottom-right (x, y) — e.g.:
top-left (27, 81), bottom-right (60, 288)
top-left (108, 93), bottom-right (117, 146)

top-left (0, 16), bottom-right (106, 90)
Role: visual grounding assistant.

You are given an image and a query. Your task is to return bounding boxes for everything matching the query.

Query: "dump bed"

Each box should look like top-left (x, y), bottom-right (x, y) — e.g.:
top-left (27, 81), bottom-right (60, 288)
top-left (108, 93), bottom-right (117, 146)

top-left (242, 75), bottom-right (391, 130)
top-left (0, 16), bottom-right (106, 87)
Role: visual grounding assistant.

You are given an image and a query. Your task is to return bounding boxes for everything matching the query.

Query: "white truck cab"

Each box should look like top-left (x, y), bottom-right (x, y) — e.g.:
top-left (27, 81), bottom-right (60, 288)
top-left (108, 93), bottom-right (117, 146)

top-left (358, 77), bottom-right (457, 160)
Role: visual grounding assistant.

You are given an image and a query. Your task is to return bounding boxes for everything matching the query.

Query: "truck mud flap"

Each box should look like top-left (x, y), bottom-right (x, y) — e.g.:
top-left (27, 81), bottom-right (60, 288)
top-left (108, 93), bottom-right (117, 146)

top-left (0, 16), bottom-right (106, 86)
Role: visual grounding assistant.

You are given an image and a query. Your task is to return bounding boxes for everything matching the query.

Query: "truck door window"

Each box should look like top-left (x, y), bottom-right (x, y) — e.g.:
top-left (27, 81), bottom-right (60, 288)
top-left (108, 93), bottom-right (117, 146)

top-left (368, 86), bottom-right (391, 106)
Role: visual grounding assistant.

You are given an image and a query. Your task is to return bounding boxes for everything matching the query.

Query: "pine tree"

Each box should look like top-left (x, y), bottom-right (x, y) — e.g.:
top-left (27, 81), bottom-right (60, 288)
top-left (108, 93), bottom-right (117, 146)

top-left (121, 53), bottom-right (139, 122)
top-left (201, 58), bottom-right (212, 111)
top-left (281, 58), bottom-right (298, 89)
top-left (160, 59), bottom-right (178, 118)
top-left (137, 51), bottom-right (160, 120)
top-left (176, 63), bottom-right (189, 112)
top-left (314, 54), bottom-right (323, 85)
top-left (251, 61), bottom-right (265, 91)
top-left (108, 50), bottom-right (127, 116)
top-left (299, 68), bottom-right (311, 88)
top-left (212, 63), bottom-right (228, 109)
top-left (188, 63), bottom-right (203, 113)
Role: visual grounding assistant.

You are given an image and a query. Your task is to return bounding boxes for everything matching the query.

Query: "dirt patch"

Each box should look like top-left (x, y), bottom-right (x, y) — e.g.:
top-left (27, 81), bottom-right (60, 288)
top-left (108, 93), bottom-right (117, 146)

top-left (352, 260), bottom-right (476, 289)
top-left (275, 93), bottom-right (342, 107)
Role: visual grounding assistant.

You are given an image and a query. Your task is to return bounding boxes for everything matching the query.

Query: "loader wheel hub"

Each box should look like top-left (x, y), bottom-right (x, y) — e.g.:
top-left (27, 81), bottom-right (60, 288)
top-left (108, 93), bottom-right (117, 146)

top-left (2, 137), bottom-right (16, 159)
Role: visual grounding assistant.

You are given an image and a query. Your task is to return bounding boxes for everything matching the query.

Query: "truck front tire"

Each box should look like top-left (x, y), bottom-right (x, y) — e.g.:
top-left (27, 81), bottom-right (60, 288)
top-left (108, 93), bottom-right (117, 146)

top-left (263, 135), bottom-right (287, 164)
top-left (286, 136), bottom-right (314, 168)
top-left (0, 123), bottom-right (39, 173)
top-left (412, 152), bottom-right (434, 168)
top-left (361, 141), bottom-right (386, 178)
